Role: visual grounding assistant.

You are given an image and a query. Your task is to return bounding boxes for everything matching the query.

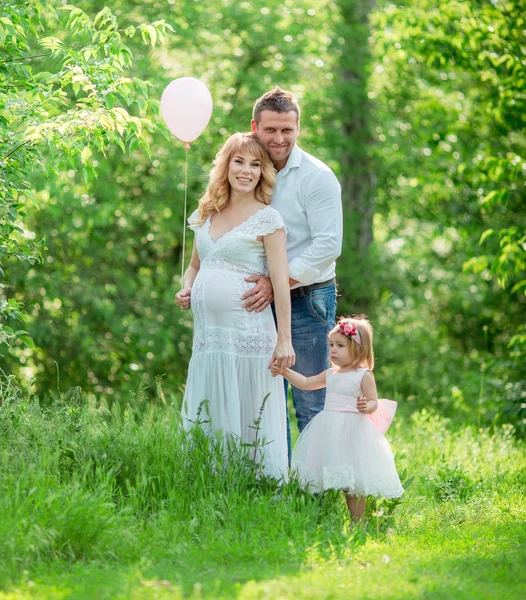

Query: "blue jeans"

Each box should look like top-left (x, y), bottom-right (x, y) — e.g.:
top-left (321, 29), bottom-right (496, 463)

top-left (275, 284), bottom-right (337, 462)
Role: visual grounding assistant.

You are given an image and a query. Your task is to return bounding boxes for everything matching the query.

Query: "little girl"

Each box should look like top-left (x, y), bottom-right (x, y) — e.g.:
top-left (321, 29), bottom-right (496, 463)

top-left (271, 315), bottom-right (404, 521)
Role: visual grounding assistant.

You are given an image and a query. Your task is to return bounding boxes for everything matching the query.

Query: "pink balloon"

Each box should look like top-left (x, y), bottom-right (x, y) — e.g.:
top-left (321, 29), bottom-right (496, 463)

top-left (160, 77), bottom-right (213, 143)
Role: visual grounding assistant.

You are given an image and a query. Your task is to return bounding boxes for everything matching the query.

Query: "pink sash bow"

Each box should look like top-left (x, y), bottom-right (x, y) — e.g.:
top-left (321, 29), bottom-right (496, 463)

top-left (324, 393), bottom-right (398, 434)
top-left (368, 399), bottom-right (398, 434)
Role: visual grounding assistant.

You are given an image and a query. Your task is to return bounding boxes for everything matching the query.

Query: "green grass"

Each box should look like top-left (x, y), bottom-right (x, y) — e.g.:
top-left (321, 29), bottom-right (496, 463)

top-left (0, 376), bottom-right (524, 599)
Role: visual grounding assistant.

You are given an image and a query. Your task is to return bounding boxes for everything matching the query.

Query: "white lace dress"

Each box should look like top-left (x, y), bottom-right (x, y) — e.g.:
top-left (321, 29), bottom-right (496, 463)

top-left (291, 368), bottom-right (404, 497)
top-left (182, 205), bottom-right (288, 481)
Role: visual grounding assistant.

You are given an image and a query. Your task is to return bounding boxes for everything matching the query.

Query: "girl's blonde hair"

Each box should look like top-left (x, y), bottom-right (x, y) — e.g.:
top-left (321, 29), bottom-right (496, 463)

top-left (330, 315), bottom-right (374, 370)
top-left (195, 132), bottom-right (276, 224)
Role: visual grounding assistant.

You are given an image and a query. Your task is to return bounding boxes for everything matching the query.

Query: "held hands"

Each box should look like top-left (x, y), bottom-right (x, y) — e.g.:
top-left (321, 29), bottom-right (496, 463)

top-left (175, 287), bottom-right (191, 310)
top-left (270, 363), bottom-right (284, 377)
top-left (241, 275), bottom-right (274, 312)
top-left (268, 339), bottom-right (295, 371)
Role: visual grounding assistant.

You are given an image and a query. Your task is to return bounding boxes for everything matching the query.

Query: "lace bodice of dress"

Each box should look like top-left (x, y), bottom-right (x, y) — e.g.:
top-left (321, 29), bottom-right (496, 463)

top-left (188, 205), bottom-right (286, 275)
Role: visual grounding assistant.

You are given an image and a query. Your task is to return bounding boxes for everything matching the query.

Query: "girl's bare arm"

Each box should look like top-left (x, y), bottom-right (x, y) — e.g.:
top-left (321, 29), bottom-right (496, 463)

top-left (271, 366), bottom-right (327, 391)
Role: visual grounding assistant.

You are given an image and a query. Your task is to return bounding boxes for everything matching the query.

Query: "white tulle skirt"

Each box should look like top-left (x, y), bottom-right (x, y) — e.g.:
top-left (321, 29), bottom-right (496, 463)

top-left (291, 410), bottom-right (404, 497)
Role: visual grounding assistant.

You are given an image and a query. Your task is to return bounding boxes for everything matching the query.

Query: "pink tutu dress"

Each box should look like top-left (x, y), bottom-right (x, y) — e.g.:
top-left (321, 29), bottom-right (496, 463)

top-left (291, 368), bottom-right (404, 498)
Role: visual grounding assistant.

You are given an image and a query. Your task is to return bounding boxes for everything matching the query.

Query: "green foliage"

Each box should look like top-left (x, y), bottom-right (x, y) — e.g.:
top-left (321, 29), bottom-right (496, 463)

top-left (1, 0), bottom-right (343, 397)
top-left (429, 459), bottom-right (480, 503)
top-left (372, 0), bottom-right (525, 298)
top-left (0, 376), bottom-right (341, 570)
top-left (360, 0), bottom-right (525, 429)
top-left (0, 0), bottom-right (523, 434)
top-left (0, 0), bottom-right (172, 345)
top-left (0, 2), bottom-right (524, 596)
top-left (0, 379), bottom-right (524, 598)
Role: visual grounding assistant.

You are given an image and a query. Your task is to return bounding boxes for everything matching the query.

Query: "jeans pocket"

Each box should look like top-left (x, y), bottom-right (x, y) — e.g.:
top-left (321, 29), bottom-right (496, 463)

top-left (307, 289), bottom-right (329, 324)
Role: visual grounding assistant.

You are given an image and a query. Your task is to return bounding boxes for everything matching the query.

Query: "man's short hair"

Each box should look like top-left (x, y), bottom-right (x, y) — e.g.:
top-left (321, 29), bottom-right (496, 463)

top-left (252, 86), bottom-right (300, 124)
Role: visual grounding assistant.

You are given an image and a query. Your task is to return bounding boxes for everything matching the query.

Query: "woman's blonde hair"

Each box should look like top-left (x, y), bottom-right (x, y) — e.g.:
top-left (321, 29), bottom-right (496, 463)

top-left (195, 132), bottom-right (276, 224)
top-left (330, 315), bottom-right (374, 370)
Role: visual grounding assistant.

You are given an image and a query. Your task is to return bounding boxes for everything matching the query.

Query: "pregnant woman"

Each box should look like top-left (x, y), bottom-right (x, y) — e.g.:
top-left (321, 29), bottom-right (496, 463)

top-left (175, 132), bottom-right (295, 480)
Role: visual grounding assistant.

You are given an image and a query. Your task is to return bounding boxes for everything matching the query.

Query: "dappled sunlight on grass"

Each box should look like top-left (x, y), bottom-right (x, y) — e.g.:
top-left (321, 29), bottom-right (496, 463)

top-left (0, 378), bottom-right (524, 599)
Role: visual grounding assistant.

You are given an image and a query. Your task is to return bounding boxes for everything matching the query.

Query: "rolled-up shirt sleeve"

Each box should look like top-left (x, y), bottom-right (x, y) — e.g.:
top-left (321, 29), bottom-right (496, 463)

top-left (288, 171), bottom-right (343, 285)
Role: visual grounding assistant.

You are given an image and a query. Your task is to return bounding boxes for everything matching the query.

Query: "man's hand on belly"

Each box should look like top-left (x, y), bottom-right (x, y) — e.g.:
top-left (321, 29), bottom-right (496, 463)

top-left (242, 275), bottom-right (274, 313)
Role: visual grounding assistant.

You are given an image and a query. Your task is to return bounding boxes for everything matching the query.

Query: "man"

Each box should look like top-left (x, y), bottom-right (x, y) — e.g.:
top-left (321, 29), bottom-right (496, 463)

top-left (242, 87), bottom-right (343, 457)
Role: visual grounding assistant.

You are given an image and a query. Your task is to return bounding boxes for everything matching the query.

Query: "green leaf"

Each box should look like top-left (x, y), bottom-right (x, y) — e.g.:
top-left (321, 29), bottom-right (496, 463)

top-left (463, 256), bottom-right (489, 274)
top-left (19, 335), bottom-right (35, 349)
top-left (80, 146), bottom-right (92, 164)
top-left (105, 94), bottom-right (116, 109)
top-left (147, 25), bottom-right (157, 48)
top-left (478, 229), bottom-right (494, 246)
top-left (481, 190), bottom-right (498, 206)
top-left (510, 280), bottom-right (526, 295)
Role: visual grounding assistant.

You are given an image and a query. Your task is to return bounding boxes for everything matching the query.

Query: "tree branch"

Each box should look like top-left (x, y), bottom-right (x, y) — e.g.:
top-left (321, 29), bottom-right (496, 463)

top-left (0, 51), bottom-right (53, 63)
top-left (2, 140), bottom-right (31, 160)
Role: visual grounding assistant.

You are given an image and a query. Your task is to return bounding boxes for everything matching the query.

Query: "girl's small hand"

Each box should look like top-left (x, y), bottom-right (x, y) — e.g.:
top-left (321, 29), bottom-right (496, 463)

top-left (357, 395), bottom-right (368, 413)
top-left (270, 363), bottom-right (283, 377)
top-left (175, 287), bottom-right (192, 310)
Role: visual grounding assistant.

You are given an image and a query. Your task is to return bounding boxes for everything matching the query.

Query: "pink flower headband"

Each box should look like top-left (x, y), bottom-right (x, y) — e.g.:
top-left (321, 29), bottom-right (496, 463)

top-left (338, 321), bottom-right (362, 345)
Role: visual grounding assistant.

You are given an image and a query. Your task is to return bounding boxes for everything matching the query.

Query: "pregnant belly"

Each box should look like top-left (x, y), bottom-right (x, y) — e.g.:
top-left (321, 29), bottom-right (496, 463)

top-left (191, 268), bottom-right (251, 327)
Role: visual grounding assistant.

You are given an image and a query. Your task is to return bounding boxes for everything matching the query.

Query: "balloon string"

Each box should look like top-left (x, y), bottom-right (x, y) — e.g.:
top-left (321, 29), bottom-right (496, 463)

top-left (181, 143), bottom-right (189, 285)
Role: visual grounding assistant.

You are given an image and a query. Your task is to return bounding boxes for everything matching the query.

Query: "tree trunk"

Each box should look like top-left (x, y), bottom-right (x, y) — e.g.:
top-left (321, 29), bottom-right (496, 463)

top-left (337, 0), bottom-right (376, 310)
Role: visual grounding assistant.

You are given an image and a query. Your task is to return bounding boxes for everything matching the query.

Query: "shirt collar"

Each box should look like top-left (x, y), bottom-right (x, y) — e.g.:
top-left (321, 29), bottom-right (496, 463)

top-left (280, 144), bottom-right (302, 176)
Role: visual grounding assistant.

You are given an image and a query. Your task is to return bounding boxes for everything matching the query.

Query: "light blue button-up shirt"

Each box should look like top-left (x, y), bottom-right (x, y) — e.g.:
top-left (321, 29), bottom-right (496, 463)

top-left (271, 145), bottom-right (343, 288)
